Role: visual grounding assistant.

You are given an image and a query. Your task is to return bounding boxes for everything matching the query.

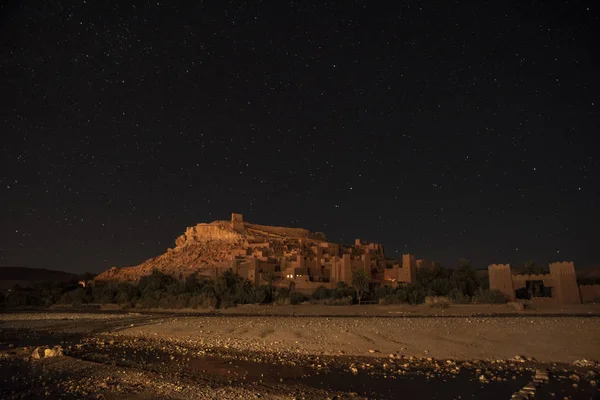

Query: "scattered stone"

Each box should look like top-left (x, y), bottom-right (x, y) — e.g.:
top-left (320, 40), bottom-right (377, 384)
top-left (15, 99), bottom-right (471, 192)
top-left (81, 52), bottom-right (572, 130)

top-left (31, 346), bottom-right (64, 359)
top-left (534, 368), bottom-right (550, 383)
top-left (522, 382), bottom-right (537, 392)
top-left (44, 346), bottom-right (64, 358)
top-left (31, 347), bottom-right (44, 359)
top-left (573, 359), bottom-right (596, 367)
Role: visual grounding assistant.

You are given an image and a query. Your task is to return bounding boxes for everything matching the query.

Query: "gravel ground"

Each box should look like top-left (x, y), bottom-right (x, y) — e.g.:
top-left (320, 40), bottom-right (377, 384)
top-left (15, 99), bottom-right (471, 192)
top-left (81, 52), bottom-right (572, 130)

top-left (118, 314), bottom-right (600, 363)
top-left (1, 311), bottom-right (599, 399)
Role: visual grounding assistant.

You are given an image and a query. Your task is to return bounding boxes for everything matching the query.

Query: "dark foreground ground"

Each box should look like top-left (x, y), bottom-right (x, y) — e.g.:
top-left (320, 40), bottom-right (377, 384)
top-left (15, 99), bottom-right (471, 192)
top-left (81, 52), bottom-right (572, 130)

top-left (0, 310), bottom-right (599, 399)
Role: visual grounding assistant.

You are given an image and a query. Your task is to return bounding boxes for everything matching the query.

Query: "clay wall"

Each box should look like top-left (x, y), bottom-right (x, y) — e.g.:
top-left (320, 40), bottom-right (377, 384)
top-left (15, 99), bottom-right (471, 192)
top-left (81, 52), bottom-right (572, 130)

top-left (511, 274), bottom-right (556, 290)
top-left (286, 279), bottom-right (334, 295)
top-left (579, 285), bottom-right (600, 303)
top-left (362, 253), bottom-right (371, 273)
top-left (488, 264), bottom-right (515, 301)
top-left (383, 261), bottom-right (415, 285)
top-left (308, 258), bottom-right (323, 280)
top-left (341, 254), bottom-right (352, 282)
top-left (549, 262), bottom-right (581, 304)
top-left (245, 223), bottom-right (311, 238)
top-left (416, 259), bottom-right (435, 269)
top-left (402, 254), bottom-right (417, 283)
top-left (258, 260), bottom-right (276, 274)
top-left (231, 213), bottom-right (244, 233)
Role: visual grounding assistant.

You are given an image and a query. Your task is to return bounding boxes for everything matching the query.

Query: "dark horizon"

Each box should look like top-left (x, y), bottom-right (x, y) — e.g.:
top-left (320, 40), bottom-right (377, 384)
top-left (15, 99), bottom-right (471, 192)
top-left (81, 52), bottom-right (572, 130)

top-left (1, 1), bottom-right (597, 274)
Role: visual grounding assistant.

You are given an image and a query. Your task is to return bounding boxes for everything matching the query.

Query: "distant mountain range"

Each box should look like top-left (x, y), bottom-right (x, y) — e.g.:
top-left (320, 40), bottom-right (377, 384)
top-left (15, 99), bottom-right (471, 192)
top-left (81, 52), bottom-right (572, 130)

top-left (0, 267), bottom-right (84, 290)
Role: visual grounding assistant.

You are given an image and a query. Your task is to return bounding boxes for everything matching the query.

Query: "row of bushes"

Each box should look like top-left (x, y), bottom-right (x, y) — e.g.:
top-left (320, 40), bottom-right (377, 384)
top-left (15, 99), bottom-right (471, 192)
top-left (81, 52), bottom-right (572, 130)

top-left (1, 259), bottom-right (506, 309)
top-left (309, 259), bottom-right (507, 305)
top-left (309, 283), bottom-right (505, 305)
top-left (0, 270), bottom-right (310, 310)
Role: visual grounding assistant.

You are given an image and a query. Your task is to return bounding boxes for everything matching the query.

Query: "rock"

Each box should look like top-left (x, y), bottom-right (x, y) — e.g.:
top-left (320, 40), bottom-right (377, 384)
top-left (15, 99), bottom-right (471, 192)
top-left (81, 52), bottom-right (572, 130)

top-left (573, 359), bottom-right (596, 367)
top-left (31, 347), bottom-right (44, 359)
top-left (534, 368), bottom-right (550, 383)
top-left (44, 346), bottom-right (64, 358)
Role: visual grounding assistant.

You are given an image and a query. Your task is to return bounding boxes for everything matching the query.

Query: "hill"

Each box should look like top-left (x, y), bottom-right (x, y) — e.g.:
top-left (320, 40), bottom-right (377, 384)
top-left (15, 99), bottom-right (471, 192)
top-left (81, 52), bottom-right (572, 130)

top-left (95, 214), bottom-right (331, 283)
top-left (0, 267), bottom-right (79, 290)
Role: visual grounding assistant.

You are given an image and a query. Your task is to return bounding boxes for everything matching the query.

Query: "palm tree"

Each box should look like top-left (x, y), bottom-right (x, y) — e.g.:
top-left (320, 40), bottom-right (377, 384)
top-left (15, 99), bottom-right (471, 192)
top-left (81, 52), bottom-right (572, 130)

top-left (351, 268), bottom-right (370, 305)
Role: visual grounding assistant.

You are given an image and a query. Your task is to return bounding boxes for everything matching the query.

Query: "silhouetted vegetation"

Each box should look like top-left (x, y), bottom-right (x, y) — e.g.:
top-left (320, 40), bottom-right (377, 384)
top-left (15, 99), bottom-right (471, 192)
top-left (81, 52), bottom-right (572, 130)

top-left (351, 267), bottom-right (370, 305)
top-left (518, 260), bottom-right (546, 275)
top-left (1, 260), bottom-right (512, 309)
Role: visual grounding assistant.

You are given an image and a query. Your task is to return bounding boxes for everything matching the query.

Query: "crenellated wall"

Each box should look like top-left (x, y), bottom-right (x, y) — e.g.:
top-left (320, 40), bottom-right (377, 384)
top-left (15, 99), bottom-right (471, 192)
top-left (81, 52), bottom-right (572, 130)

top-left (511, 274), bottom-right (556, 291)
top-left (579, 285), bottom-right (600, 303)
top-left (488, 264), bottom-right (515, 301)
top-left (488, 261), bottom-right (583, 304)
top-left (549, 262), bottom-right (581, 304)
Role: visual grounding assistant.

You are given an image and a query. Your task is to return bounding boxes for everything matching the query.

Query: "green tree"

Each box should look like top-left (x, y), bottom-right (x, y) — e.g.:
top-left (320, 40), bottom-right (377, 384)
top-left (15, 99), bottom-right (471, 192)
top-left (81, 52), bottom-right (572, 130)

top-left (450, 258), bottom-right (480, 298)
top-left (312, 285), bottom-right (332, 300)
top-left (522, 260), bottom-right (544, 275)
top-left (351, 268), bottom-right (370, 305)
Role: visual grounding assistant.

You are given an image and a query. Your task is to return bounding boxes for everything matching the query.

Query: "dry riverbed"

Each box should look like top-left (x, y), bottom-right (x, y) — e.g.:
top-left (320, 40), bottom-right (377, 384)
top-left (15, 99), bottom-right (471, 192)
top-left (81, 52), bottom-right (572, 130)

top-left (1, 310), bottom-right (599, 399)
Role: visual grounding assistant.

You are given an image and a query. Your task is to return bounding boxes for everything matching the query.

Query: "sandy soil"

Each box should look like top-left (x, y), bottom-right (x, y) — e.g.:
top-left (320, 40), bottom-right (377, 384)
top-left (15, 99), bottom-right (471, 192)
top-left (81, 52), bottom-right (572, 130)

top-left (1, 310), bottom-right (599, 399)
top-left (118, 313), bottom-right (600, 363)
top-left (2, 305), bottom-right (600, 363)
top-left (214, 302), bottom-right (600, 317)
top-left (118, 302), bottom-right (600, 317)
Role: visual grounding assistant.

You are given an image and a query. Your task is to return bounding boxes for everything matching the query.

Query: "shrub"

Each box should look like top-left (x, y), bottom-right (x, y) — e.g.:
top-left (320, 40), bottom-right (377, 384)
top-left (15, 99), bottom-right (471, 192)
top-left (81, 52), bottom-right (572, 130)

top-left (508, 301), bottom-right (525, 312)
top-left (379, 291), bottom-right (408, 305)
top-left (59, 287), bottom-right (92, 305)
top-left (290, 291), bottom-right (306, 305)
top-left (425, 296), bottom-right (451, 308)
top-left (407, 286), bottom-right (426, 305)
top-left (253, 285), bottom-right (272, 304)
top-left (332, 281), bottom-right (353, 299)
top-left (472, 289), bottom-right (506, 304)
top-left (312, 286), bottom-right (332, 300)
top-left (375, 285), bottom-right (393, 300)
top-left (188, 293), bottom-right (217, 309)
top-left (448, 288), bottom-right (471, 304)
top-left (324, 297), bottom-right (352, 305)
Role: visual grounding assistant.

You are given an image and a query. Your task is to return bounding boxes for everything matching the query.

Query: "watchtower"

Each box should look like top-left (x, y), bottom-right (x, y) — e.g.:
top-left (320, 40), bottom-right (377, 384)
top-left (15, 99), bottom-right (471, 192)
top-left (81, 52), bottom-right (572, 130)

top-left (231, 213), bottom-right (244, 233)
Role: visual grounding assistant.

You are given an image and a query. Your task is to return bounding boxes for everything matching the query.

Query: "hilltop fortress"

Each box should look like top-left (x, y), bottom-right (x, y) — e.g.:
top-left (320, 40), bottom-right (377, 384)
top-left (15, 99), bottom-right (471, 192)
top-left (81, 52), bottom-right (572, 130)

top-left (95, 213), bottom-right (599, 303)
top-left (95, 213), bottom-right (435, 292)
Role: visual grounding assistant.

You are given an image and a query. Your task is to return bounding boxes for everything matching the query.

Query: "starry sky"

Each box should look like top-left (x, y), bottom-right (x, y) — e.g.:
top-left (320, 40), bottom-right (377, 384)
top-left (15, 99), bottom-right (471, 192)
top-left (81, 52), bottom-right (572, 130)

top-left (1, 0), bottom-right (598, 274)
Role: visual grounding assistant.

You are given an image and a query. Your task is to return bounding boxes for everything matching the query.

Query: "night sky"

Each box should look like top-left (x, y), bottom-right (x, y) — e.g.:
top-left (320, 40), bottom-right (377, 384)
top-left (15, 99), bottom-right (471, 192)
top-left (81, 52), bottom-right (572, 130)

top-left (1, 1), bottom-right (598, 274)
